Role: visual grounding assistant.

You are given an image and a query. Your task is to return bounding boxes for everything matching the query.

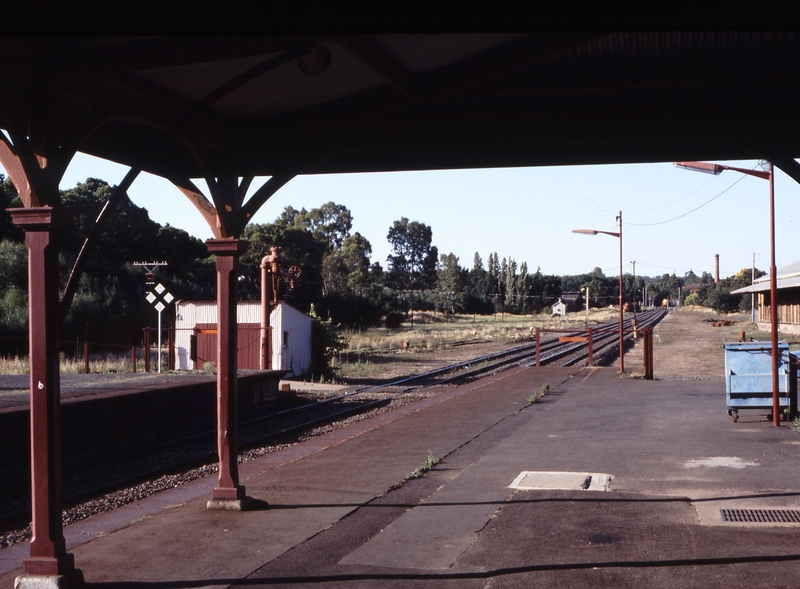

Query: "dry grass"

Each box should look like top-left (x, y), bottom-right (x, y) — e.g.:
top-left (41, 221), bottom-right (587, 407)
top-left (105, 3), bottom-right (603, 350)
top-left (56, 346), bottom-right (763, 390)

top-left (0, 352), bottom-right (156, 375)
top-left (344, 308), bottom-right (620, 354)
top-left (335, 308), bottom-right (622, 379)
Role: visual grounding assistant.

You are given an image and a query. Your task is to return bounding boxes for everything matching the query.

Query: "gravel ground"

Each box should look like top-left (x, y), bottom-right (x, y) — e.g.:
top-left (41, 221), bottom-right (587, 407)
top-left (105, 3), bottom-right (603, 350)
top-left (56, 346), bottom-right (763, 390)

top-left (617, 307), bottom-right (770, 380)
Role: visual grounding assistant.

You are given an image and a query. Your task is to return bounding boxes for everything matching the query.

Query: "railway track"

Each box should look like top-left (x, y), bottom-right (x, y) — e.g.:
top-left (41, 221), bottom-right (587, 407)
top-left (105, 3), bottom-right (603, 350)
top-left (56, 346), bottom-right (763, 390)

top-left (0, 308), bottom-right (666, 545)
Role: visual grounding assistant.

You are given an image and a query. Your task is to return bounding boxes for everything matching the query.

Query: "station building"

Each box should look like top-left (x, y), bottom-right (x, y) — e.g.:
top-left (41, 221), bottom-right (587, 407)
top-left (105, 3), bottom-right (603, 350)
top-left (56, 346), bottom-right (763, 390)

top-left (731, 259), bottom-right (800, 335)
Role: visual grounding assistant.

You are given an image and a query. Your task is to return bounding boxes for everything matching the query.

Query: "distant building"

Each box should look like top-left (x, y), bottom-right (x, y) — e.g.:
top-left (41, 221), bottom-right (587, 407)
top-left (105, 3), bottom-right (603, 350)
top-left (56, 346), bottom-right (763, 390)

top-left (731, 259), bottom-right (800, 335)
top-left (561, 291), bottom-right (582, 310)
top-left (174, 300), bottom-right (312, 376)
top-left (551, 299), bottom-right (568, 317)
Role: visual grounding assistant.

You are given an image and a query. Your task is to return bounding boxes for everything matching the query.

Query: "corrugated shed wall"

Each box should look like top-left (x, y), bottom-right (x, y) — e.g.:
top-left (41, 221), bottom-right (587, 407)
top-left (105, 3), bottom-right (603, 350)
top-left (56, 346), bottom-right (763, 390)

top-left (174, 300), bottom-right (311, 374)
top-left (271, 303), bottom-right (313, 376)
top-left (175, 301), bottom-right (262, 369)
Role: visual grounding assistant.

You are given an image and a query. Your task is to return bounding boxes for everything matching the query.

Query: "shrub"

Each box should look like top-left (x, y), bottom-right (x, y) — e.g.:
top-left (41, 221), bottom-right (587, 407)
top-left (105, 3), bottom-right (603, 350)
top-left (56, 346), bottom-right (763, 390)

top-left (309, 304), bottom-right (348, 382)
top-left (384, 311), bottom-right (405, 329)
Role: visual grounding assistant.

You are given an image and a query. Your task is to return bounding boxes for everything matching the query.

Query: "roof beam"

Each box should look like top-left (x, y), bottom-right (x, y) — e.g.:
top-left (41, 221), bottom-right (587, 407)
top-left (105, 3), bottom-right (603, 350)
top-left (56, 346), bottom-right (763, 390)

top-left (334, 36), bottom-right (419, 101)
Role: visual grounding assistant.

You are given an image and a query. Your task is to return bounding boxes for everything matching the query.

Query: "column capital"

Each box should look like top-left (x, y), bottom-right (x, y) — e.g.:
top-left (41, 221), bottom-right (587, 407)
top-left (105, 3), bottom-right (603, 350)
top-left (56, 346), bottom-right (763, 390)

top-left (206, 238), bottom-right (249, 257)
top-left (8, 207), bottom-right (72, 233)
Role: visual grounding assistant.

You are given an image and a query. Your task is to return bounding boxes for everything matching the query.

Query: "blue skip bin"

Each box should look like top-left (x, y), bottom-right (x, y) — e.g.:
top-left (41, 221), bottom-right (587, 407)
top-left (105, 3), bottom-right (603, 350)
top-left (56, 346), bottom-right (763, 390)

top-left (724, 342), bottom-right (797, 422)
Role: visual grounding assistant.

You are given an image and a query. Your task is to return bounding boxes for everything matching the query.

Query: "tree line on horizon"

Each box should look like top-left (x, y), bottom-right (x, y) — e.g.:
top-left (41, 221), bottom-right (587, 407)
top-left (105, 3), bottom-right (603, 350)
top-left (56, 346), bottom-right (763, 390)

top-left (0, 176), bottom-right (758, 356)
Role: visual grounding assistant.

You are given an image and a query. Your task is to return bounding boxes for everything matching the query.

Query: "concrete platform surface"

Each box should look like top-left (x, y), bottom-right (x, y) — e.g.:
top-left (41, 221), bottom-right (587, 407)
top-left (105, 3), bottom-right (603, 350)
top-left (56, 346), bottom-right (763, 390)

top-left (4, 366), bottom-right (800, 588)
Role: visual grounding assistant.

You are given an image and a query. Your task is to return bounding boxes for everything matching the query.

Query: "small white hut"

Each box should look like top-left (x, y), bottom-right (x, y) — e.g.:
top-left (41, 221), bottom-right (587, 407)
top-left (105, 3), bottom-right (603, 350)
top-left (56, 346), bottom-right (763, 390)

top-left (551, 298), bottom-right (568, 317)
top-left (174, 300), bottom-right (312, 376)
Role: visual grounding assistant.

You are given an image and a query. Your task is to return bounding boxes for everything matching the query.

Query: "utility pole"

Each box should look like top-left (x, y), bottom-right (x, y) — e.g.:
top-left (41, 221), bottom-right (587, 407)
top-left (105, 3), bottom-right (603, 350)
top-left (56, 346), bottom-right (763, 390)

top-left (630, 260), bottom-right (637, 339)
top-left (752, 252), bottom-right (756, 324)
top-left (583, 286), bottom-right (590, 321)
top-left (134, 261), bottom-right (168, 285)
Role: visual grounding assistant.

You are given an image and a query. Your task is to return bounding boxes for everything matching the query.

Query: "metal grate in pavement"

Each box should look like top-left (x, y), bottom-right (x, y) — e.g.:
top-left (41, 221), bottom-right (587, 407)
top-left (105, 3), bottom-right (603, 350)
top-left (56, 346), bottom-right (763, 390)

top-left (721, 508), bottom-right (800, 523)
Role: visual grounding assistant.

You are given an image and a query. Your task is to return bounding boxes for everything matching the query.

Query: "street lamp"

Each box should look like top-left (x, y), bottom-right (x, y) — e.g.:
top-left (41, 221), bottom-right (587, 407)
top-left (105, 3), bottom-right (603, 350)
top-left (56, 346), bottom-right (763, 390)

top-left (573, 211), bottom-right (624, 373)
top-left (630, 260), bottom-right (637, 340)
top-left (675, 161), bottom-right (780, 426)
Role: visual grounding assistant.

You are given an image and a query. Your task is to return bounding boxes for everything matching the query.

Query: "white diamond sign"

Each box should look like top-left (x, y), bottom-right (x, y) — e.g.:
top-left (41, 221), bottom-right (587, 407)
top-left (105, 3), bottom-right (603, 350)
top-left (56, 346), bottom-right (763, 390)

top-left (145, 283), bottom-right (174, 373)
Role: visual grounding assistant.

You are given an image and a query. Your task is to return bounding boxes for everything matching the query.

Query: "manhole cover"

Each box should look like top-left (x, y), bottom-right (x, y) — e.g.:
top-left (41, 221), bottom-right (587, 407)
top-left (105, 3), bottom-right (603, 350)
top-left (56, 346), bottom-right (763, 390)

top-left (721, 509), bottom-right (800, 523)
top-left (509, 471), bottom-right (612, 491)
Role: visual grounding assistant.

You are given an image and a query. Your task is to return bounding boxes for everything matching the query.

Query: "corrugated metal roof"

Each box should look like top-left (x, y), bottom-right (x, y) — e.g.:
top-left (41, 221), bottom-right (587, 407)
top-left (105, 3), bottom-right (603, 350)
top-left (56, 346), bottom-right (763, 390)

top-left (731, 259), bottom-right (800, 294)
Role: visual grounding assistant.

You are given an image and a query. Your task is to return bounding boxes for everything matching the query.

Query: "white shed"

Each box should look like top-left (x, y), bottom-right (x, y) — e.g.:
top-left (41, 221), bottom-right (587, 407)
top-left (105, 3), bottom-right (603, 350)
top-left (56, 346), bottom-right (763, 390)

top-left (551, 298), bottom-right (568, 317)
top-left (174, 300), bottom-right (312, 377)
top-left (270, 303), bottom-right (313, 376)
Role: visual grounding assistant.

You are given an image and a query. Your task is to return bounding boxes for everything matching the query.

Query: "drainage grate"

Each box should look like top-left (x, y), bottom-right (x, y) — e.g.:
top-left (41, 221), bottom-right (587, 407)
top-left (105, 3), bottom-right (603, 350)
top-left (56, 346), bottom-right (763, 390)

top-left (721, 508), bottom-right (800, 523)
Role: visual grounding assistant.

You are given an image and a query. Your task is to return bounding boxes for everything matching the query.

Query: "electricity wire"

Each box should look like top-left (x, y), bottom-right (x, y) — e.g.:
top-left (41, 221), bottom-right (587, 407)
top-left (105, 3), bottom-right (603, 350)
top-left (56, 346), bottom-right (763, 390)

top-left (624, 173), bottom-right (748, 227)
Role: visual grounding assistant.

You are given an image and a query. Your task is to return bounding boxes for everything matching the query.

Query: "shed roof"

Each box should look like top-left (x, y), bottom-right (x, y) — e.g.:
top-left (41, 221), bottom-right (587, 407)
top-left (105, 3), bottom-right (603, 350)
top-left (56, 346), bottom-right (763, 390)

top-left (731, 261), bottom-right (800, 294)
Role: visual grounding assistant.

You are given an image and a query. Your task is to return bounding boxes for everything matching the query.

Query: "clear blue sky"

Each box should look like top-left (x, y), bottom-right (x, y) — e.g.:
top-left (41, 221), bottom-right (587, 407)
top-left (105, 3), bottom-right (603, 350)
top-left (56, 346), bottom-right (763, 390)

top-left (3, 153), bottom-right (799, 279)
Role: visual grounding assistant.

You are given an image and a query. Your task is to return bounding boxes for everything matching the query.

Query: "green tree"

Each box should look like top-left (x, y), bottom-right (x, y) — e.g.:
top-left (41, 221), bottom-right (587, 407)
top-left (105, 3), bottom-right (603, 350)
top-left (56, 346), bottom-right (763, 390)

top-left (298, 202), bottom-right (353, 250)
top-left (437, 252), bottom-right (468, 313)
top-left (0, 175), bottom-right (23, 242)
top-left (240, 219), bottom-right (327, 310)
top-left (339, 232), bottom-right (373, 289)
top-left (386, 217), bottom-right (438, 291)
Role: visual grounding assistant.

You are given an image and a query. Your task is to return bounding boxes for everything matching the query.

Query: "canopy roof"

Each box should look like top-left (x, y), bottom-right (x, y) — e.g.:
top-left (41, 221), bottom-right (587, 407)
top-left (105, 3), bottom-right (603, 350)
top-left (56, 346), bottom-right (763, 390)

top-left (2, 32), bottom-right (800, 180)
top-left (732, 260), bottom-right (800, 294)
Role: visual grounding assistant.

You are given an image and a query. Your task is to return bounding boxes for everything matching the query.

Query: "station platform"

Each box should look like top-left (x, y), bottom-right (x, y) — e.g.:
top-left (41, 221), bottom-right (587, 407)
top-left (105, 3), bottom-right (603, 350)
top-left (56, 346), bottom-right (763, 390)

top-left (0, 373), bottom-right (339, 414)
top-left (4, 365), bottom-right (800, 588)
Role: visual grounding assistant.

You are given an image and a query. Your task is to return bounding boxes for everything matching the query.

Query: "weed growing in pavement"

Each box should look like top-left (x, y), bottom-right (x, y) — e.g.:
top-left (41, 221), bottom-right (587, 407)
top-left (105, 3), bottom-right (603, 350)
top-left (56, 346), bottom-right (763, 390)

top-left (408, 451), bottom-right (440, 479)
top-left (791, 417), bottom-right (800, 433)
top-left (528, 383), bottom-right (550, 405)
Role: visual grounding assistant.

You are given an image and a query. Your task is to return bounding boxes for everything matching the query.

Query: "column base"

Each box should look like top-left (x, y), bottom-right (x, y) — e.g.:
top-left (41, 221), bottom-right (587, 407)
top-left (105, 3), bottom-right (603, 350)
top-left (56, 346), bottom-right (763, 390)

top-left (207, 496), bottom-right (256, 511)
top-left (15, 569), bottom-right (84, 589)
top-left (212, 485), bottom-right (246, 501)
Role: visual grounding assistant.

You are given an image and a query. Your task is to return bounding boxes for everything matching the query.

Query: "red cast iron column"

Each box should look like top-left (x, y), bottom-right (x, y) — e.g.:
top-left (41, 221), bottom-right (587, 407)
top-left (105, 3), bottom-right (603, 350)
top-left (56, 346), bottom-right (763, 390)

top-left (9, 208), bottom-right (79, 579)
top-left (207, 239), bottom-right (249, 507)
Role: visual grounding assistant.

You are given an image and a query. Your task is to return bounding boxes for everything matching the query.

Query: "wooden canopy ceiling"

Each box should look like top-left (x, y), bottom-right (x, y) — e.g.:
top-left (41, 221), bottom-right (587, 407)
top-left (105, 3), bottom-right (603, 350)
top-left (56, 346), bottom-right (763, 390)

top-left (1, 32), bottom-right (800, 181)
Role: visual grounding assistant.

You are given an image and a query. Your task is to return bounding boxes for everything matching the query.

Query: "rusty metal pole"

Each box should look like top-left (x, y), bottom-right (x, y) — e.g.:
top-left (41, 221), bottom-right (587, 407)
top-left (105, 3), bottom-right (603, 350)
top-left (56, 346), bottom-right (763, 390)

top-left (643, 327), bottom-right (654, 380)
top-left (535, 327), bottom-right (541, 367)
top-left (260, 247), bottom-right (280, 371)
top-left (144, 327), bottom-right (150, 373)
top-left (769, 164), bottom-right (780, 426)
top-left (207, 239), bottom-right (249, 508)
top-left (168, 327), bottom-right (175, 371)
top-left (618, 211), bottom-right (625, 373)
top-left (9, 208), bottom-right (78, 579)
top-left (131, 345), bottom-right (137, 373)
top-left (83, 342), bottom-right (89, 374)
top-left (260, 257), bottom-right (269, 370)
top-left (588, 327), bottom-right (593, 366)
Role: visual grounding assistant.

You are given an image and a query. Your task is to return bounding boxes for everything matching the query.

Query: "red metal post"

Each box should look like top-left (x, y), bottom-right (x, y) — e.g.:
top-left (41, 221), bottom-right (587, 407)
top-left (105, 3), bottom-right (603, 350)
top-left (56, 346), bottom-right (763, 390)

top-left (131, 345), bottom-right (137, 373)
top-left (144, 327), bottom-right (150, 373)
top-left (643, 327), bottom-right (654, 380)
top-left (9, 208), bottom-right (77, 577)
top-left (168, 327), bottom-right (175, 371)
top-left (768, 165), bottom-right (780, 426)
top-left (83, 342), bottom-right (89, 374)
top-left (618, 211), bottom-right (624, 374)
top-left (207, 239), bottom-right (249, 506)
top-left (588, 327), bottom-right (593, 366)
top-left (535, 327), bottom-right (541, 367)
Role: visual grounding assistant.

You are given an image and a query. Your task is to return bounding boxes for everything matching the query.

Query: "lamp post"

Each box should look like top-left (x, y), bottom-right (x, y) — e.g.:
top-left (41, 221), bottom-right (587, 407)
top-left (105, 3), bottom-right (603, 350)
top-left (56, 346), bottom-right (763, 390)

top-left (573, 211), bottom-right (624, 373)
top-left (630, 260), bottom-right (637, 340)
top-left (675, 161), bottom-right (780, 426)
